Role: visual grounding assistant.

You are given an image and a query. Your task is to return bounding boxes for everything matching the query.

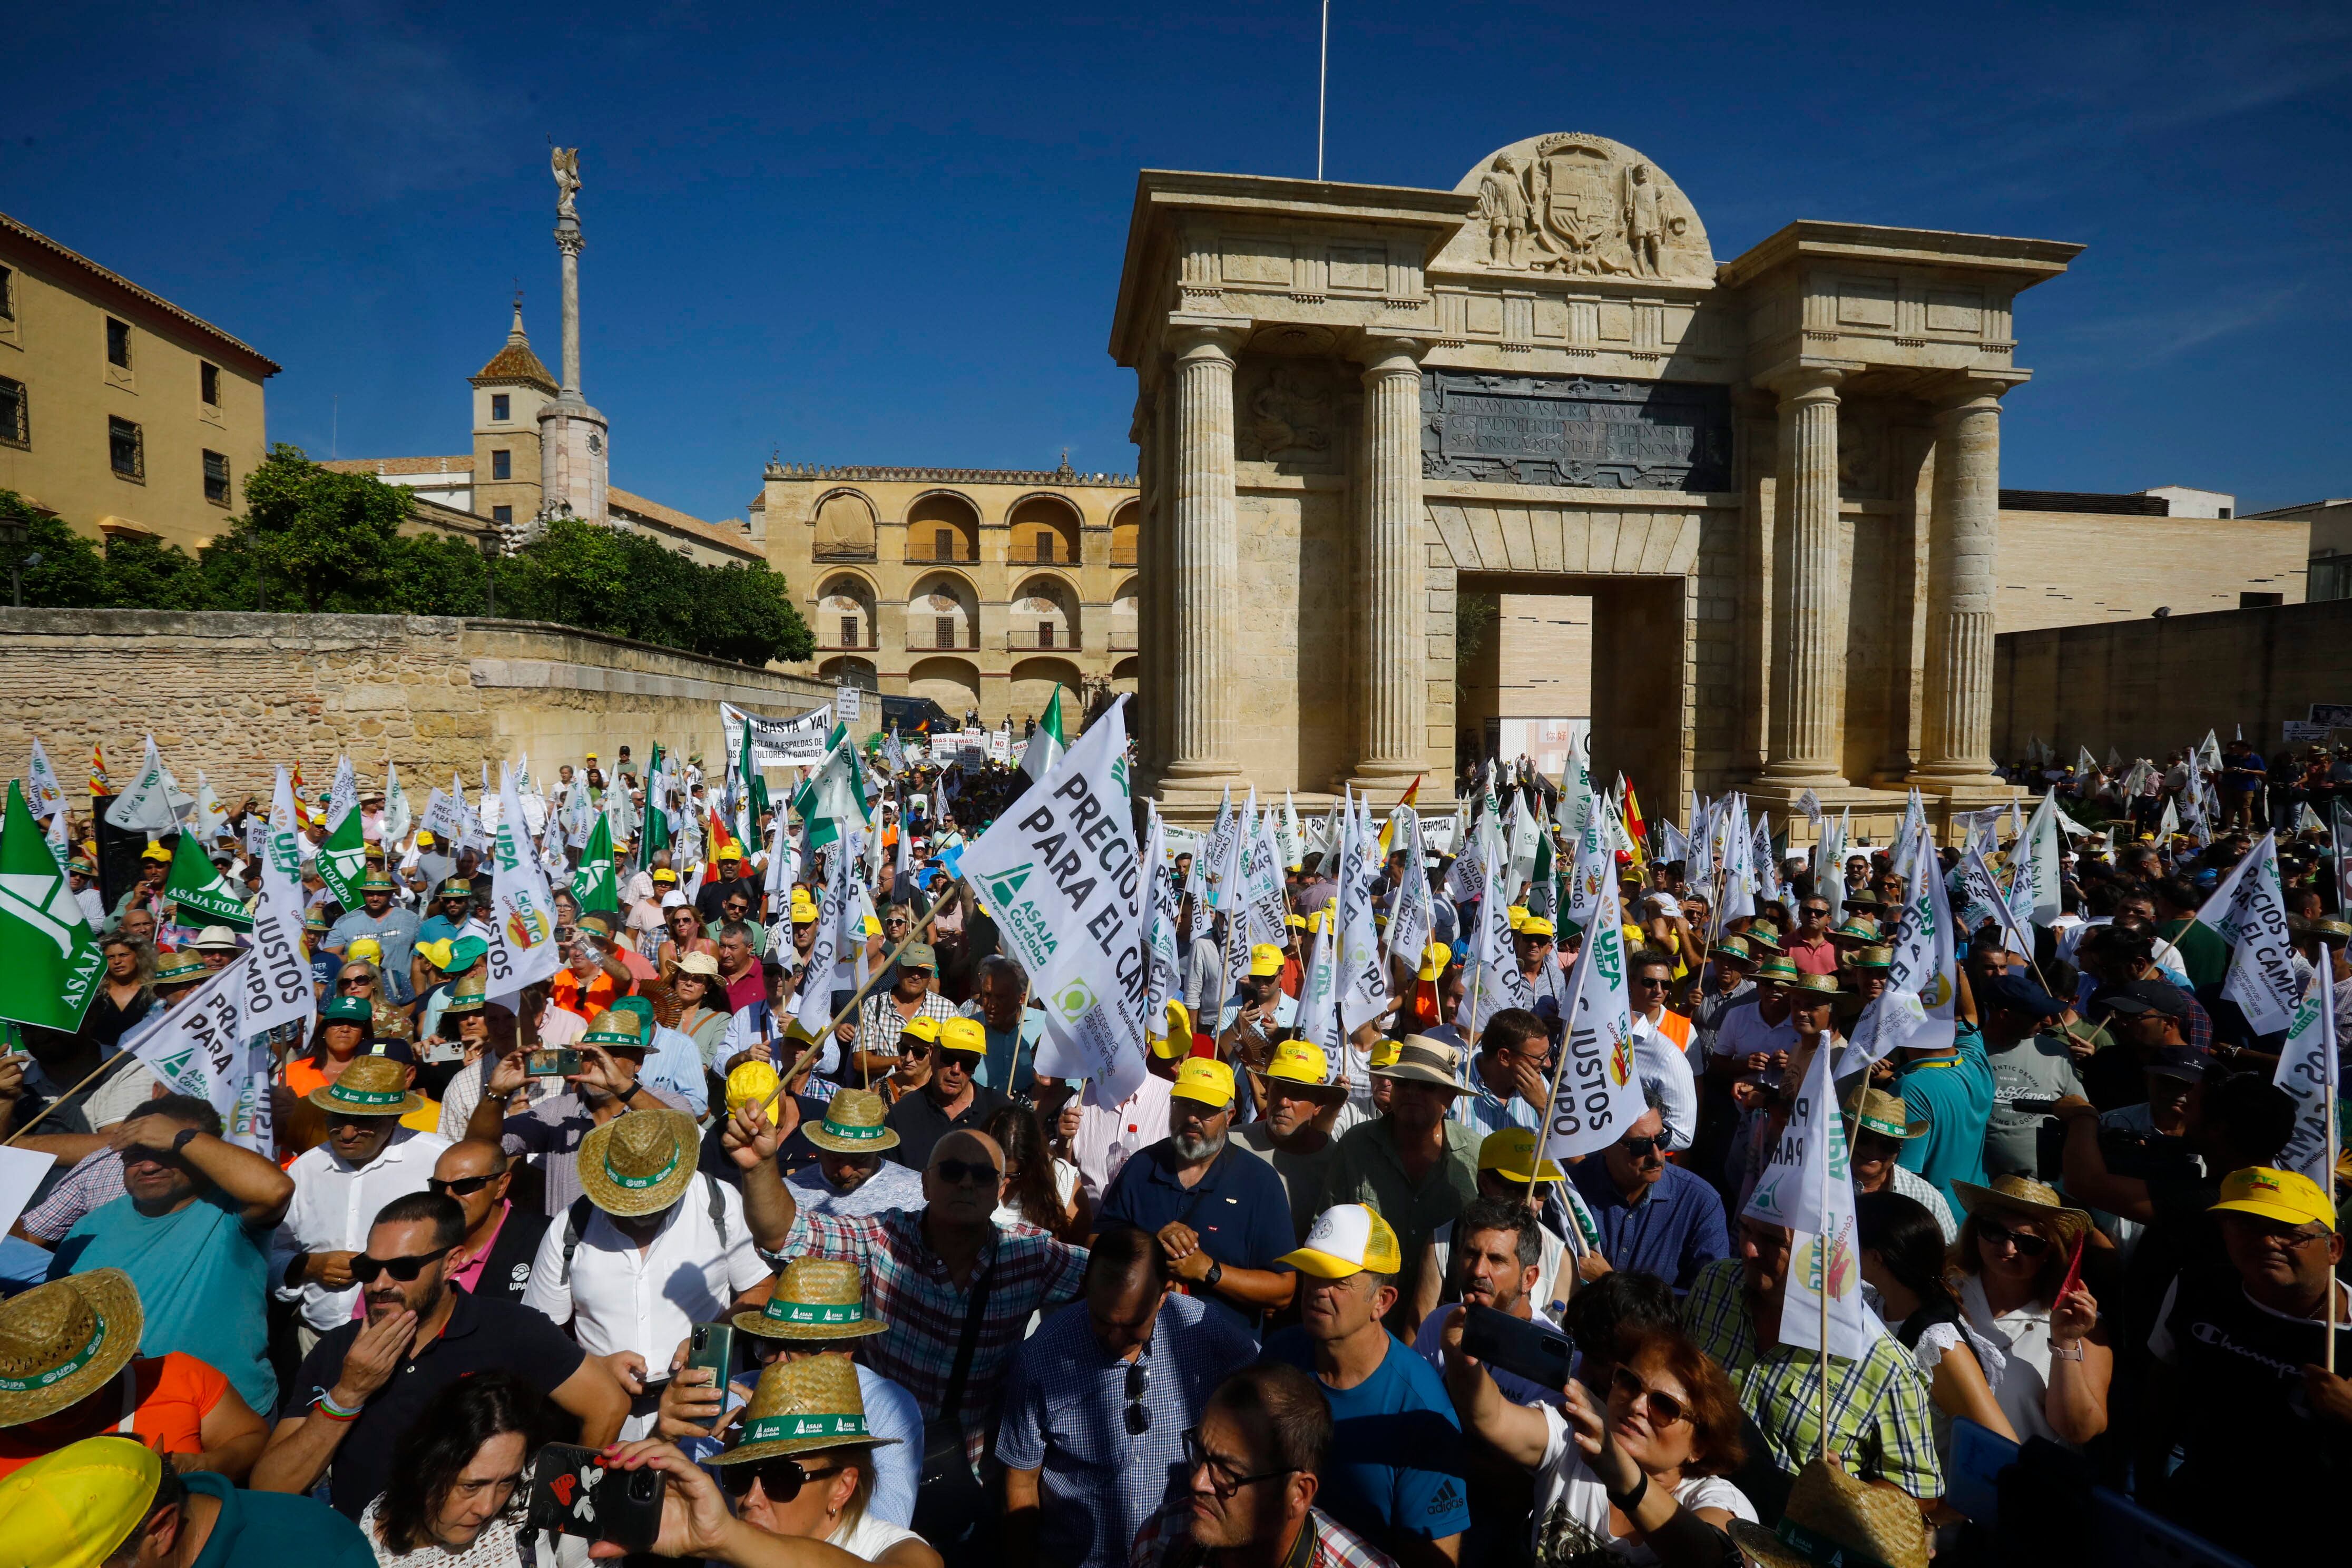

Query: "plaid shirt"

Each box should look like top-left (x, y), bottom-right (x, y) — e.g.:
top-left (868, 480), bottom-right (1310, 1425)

top-left (1129, 1502), bottom-right (1398, 1568)
top-left (855, 988), bottom-right (962, 1063)
top-left (20, 1149), bottom-right (126, 1242)
top-left (768, 1205), bottom-right (1087, 1465)
top-left (1681, 1258), bottom-right (1942, 1499)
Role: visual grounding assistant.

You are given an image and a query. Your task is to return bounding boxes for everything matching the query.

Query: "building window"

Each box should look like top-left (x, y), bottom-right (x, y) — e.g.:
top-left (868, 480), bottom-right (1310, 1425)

top-left (935, 615), bottom-right (955, 649)
top-left (935, 527), bottom-right (954, 561)
top-left (0, 376), bottom-right (24, 449)
top-left (2240, 592), bottom-right (2282, 609)
top-left (1038, 621), bottom-right (1055, 649)
top-left (0, 264), bottom-right (13, 319)
top-left (106, 317), bottom-right (131, 369)
top-left (841, 614), bottom-right (859, 647)
top-left (492, 449), bottom-right (512, 480)
top-left (1035, 530), bottom-right (1056, 562)
top-left (2312, 557), bottom-right (2351, 603)
top-left (492, 505), bottom-right (513, 525)
top-left (202, 449), bottom-right (230, 506)
top-left (2219, 507), bottom-right (2232, 519)
top-left (200, 361), bottom-right (220, 407)
top-left (108, 417), bottom-right (143, 479)
top-left (492, 394), bottom-right (509, 421)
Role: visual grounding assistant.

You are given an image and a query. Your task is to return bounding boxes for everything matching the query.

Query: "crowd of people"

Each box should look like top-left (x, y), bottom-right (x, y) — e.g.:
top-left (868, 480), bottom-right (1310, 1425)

top-left (3, 724), bottom-right (2347, 1568)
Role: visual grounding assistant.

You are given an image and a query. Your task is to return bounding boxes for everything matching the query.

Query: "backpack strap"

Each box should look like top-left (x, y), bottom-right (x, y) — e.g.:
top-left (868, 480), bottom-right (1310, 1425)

top-left (559, 1194), bottom-right (594, 1287)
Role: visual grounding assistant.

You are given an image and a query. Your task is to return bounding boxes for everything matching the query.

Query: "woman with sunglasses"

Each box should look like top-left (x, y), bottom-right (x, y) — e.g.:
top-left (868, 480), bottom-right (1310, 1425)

top-left (357, 1372), bottom-right (569, 1565)
top-left (668, 953), bottom-right (734, 1065)
top-left (985, 1104), bottom-right (1083, 1242)
top-left (1951, 1175), bottom-right (2112, 1449)
top-left (1444, 1318), bottom-right (1753, 1566)
top-left (658, 900), bottom-right (719, 983)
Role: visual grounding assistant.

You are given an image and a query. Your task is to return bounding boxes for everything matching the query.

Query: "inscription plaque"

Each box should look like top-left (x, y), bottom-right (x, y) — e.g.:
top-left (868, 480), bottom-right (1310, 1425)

top-left (1420, 371), bottom-right (1732, 491)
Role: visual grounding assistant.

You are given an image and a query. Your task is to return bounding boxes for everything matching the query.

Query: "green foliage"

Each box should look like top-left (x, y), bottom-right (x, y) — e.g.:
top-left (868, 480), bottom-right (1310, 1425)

top-left (0, 449), bottom-right (813, 667)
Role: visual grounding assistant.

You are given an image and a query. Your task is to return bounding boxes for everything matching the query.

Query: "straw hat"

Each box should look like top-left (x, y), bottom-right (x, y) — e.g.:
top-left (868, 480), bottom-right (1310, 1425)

top-left (1954, 1173), bottom-right (2093, 1250)
top-left (0, 1436), bottom-right (163, 1568)
top-left (308, 1053), bottom-right (424, 1117)
top-left (1842, 1085), bottom-right (1929, 1142)
top-left (151, 952), bottom-right (208, 988)
top-left (582, 1008), bottom-right (649, 1053)
top-left (577, 1109), bottom-right (701, 1217)
top-left (803, 1089), bottom-right (900, 1155)
top-left (0, 1271), bottom-right (144, 1426)
top-left (709, 1354), bottom-right (899, 1466)
top-left (1729, 1455), bottom-right (1929, 1568)
top-left (736, 1257), bottom-right (888, 1342)
top-left (677, 950), bottom-right (721, 979)
top-left (1847, 945), bottom-right (1893, 972)
top-left (1786, 972), bottom-right (1843, 999)
top-left (441, 967), bottom-right (488, 1016)
top-left (1370, 1035), bottom-right (1465, 1092)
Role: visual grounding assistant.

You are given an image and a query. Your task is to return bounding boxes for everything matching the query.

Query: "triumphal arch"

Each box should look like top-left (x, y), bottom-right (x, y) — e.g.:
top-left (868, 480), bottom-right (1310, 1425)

top-left (1110, 132), bottom-right (2081, 828)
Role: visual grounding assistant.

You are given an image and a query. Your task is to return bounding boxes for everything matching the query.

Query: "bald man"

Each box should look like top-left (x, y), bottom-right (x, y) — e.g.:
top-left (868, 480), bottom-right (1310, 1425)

top-left (727, 1101), bottom-right (1087, 1483)
top-left (428, 1138), bottom-right (553, 1304)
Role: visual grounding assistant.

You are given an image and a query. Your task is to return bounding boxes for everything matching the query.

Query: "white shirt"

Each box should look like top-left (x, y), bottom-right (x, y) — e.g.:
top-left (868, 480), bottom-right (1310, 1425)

top-left (521, 1174), bottom-right (771, 1435)
top-left (1532, 1405), bottom-right (1757, 1563)
top-left (1072, 1073), bottom-right (1173, 1206)
top-left (1958, 1271), bottom-right (2066, 1449)
top-left (1711, 1003), bottom-right (1797, 1062)
top-left (828, 1509), bottom-right (925, 1562)
top-left (274, 1128), bottom-right (452, 1329)
top-left (1628, 1013), bottom-right (1699, 1150)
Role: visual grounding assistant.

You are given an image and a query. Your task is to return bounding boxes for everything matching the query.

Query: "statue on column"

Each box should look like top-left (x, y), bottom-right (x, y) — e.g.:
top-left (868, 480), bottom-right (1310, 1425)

top-left (551, 146), bottom-right (581, 221)
top-left (1476, 155), bottom-right (1532, 268)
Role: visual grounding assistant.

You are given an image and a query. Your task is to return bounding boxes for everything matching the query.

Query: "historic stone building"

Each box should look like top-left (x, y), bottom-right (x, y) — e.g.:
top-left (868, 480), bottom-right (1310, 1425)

top-left (1110, 131), bottom-right (2307, 829)
top-left (755, 458), bottom-right (1139, 723)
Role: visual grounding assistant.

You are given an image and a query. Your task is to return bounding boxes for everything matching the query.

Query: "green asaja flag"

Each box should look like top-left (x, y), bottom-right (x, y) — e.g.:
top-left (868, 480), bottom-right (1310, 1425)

top-left (316, 801), bottom-right (368, 908)
top-left (574, 811), bottom-right (618, 912)
top-left (736, 710), bottom-right (770, 824)
top-left (163, 828), bottom-right (251, 930)
top-left (0, 781), bottom-right (103, 1031)
top-left (1021, 686), bottom-right (1067, 784)
top-left (791, 736), bottom-right (865, 851)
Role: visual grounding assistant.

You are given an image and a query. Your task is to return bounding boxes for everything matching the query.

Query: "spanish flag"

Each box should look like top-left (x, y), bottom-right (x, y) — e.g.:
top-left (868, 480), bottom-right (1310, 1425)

top-left (1377, 773), bottom-right (1424, 856)
top-left (1619, 777), bottom-right (1648, 872)
top-left (290, 765), bottom-right (318, 827)
top-left (708, 805), bottom-right (742, 863)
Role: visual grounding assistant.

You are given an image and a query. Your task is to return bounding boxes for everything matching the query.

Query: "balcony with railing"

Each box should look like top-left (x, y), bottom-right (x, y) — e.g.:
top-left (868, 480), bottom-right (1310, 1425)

top-left (1001, 626), bottom-right (1080, 652)
top-left (903, 546), bottom-right (975, 565)
top-left (905, 632), bottom-right (976, 653)
top-left (1007, 543), bottom-right (1080, 567)
top-left (1109, 546), bottom-right (1138, 567)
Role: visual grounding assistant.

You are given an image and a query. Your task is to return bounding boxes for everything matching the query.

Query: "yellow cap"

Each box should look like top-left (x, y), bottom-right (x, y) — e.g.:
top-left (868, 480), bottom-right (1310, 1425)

top-left (346, 936), bottom-right (383, 963)
top-left (1307, 909), bottom-right (1328, 935)
top-left (1171, 1057), bottom-right (1237, 1108)
top-left (1478, 1126), bottom-right (1564, 1184)
top-left (726, 1061), bottom-right (783, 1124)
top-left (1368, 1037), bottom-right (1403, 1070)
top-left (1248, 943), bottom-right (1284, 977)
top-left (939, 1016), bottom-right (988, 1056)
top-left (1266, 1040), bottom-right (1330, 1087)
top-left (1517, 915), bottom-right (1556, 939)
top-left (141, 841), bottom-right (171, 864)
top-left (899, 1016), bottom-right (942, 1045)
top-left (1284, 913), bottom-right (1307, 929)
top-left (0, 1436), bottom-right (161, 1568)
top-left (1278, 1203), bottom-right (1402, 1279)
top-left (653, 868), bottom-right (680, 884)
top-left (1418, 942), bottom-right (1451, 983)
top-left (791, 894), bottom-right (817, 923)
top-left (2211, 1165), bottom-right (2336, 1232)
top-left (1153, 1001), bottom-right (1193, 1059)
top-left (1506, 904), bottom-right (1530, 932)
top-left (863, 914), bottom-right (881, 937)
top-left (415, 830), bottom-right (435, 847)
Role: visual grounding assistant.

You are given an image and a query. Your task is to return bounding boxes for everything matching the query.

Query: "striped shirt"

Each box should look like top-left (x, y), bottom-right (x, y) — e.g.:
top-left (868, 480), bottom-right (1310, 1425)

top-left (1681, 1257), bottom-right (1943, 1499)
top-left (855, 988), bottom-right (963, 1063)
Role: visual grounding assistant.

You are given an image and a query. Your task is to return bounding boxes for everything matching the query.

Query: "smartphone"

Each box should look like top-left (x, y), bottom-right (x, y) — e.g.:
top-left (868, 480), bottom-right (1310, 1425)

top-left (422, 1040), bottom-right (467, 1066)
top-left (524, 1442), bottom-right (667, 1551)
top-left (527, 1048), bottom-right (583, 1077)
top-left (1459, 1301), bottom-right (1574, 1392)
top-left (2009, 1096), bottom-right (2063, 1115)
top-left (687, 1321), bottom-right (736, 1390)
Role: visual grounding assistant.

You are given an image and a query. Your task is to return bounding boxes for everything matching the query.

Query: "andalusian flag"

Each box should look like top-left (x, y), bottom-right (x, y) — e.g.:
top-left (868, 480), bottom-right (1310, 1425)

top-left (790, 732), bottom-right (866, 851)
top-left (574, 811), bottom-right (618, 911)
top-left (315, 802), bottom-right (368, 907)
top-left (1021, 687), bottom-right (1067, 785)
top-left (164, 829), bottom-right (251, 930)
top-left (0, 781), bottom-right (102, 1030)
top-left (734, 709), bottom-right (770, 826)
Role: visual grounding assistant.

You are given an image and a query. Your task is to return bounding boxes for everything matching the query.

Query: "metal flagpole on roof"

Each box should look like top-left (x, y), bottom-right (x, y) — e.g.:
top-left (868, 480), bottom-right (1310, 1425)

top-left (1317, 0), bottom-right (1329, 181)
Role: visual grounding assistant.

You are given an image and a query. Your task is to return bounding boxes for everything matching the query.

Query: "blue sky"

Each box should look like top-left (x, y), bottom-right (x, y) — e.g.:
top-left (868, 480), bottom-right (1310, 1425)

top-left (10, 1), bottom-right (2348, 523)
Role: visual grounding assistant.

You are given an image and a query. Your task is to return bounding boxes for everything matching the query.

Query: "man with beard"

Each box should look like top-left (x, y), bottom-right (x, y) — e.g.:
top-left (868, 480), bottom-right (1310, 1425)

top-left (785, 1087), bottom-right (927, 1219)
top-left (1095, 1059), bottom-right (1298, 1335)
top-left (250, 1192), bottom-right (628, 1517)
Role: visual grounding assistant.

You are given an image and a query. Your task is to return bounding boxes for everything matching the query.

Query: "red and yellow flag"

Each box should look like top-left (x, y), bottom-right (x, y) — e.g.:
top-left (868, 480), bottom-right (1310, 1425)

top-left (1378, 773), bottom-right (1424, 856)
top-left (89, 742), bottom-right (109, 796)
top-left (1619, 776), bottom-right (1649, 871)
top-left (708, 806), bottom-right (742, 863)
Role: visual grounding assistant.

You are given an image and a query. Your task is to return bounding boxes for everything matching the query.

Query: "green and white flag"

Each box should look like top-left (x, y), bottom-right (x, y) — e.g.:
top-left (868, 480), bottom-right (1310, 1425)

top-left (315, 801), bottom-right (368, 908)
top-left (1020, 686), bottom-right (1068, 785)
top-left (574, 811), bottom-right (618, 912)
top-left (104, 735), bottom-right (179, 834)
top-left (327, 756), bottom-right (360, 831)
top-left (791, 735), bottom-right (866, 851)
top-left (164, 829), bottom-right (251, 930)
top-left (0, 781), bottom-right (103, 1031)
top-left (25, 739), bottom-right (66, 822)
top-left (486, 763), bottom-right (564, 1000)
top-left (382, 762), bottom-right (411, 846)
top-left (192, 772), bottom-right (229, 840)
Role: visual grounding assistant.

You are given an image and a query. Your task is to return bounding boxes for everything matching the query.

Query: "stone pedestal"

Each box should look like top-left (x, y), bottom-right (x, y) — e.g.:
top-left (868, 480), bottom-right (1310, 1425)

top-left (1910, 380), bottom-right (2005, 795)
top-left (535, 223), bottom-right (608, 525)
top-left (1761, 366), bottom-right (1849, 787)
top-left (1159, 320), bottom-right (1248, 802)
top-left (1349, 336), bottom-right (1428, 793)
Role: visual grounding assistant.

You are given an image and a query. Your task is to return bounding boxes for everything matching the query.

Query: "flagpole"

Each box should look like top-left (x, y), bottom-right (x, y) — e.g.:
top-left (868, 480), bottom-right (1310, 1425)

top-left (758, 880), bottom-right (964, 1113)
top-left (2329, 979), bottom-right (2339, 1375)
top-left (1, 1055), bottom-right (126, 1147)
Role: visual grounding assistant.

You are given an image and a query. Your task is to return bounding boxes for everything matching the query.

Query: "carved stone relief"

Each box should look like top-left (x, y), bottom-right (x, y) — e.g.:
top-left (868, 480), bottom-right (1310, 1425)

top-left (1421, 371), bottom-right (1732, 491)
top-left (1444, 134), bottom-right (1714, 286)
top-left (1236, 360), bottom-right (1339, 465)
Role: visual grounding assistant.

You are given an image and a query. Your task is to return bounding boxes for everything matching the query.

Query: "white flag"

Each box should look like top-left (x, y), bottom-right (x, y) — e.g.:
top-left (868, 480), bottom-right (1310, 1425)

top-left (1143, 810), bottom-right (1182, 1045)
top-left (956, 698), bottom-right (1148, 1107)
top-left (104, 736), bottom-right (178, 832)
top-left (1777, 1057), bottom-right (1875, 1358)
top-left (1190, 788), bottom-right (1233, 913)
top-left (2273, 976), bottom-right (2340, 1190)
top-left (1535, 879), bottom-right (1644, 1163)
top-left (26, 739), bottom-right (66, 822)
top-left (2216, 834), bottom-right (2300, 1035)
top-left (484, 763), bottom-right (563, 1001)
top-left (1335, 792), bottom-right (1390, 1038)
top-left (1458, 830), bottom-right (1525, 1036)
top-left (1384, 808), bottom-right (1433, 972)
top-left (1744, 1032), bottom-right (1841, 1234)
top-left (1554, 724), bottom-right (1595, 847)
top-left (326, 756), bottom-right (359, 832)
top-left (420, 788), bottom-right (465, 842)
top-left (1276, 792), bottom-right (1304, 873)
top-left (1795, 788), bottom-right (1823, 824)
top-left (193, 772), bottom-right (230, 840)
top-left (793, 841), bottom-right (851, 1038)
top-left (129, 953), bottom-right (277, 1153)
top-left (1854, 820), bottom-right (1958, 1063)
top-left (381, 762), bottom-right (410, 846)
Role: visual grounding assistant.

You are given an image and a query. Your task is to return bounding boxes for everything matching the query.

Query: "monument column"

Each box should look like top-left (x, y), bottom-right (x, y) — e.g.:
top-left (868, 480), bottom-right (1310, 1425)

top-left (1913, 378), bottom-right (2006, 788)
top-left (1353, 336), bottom-right (1427, 789)
top-left (1162, 321), bottom-right (1247, 786)
top-left (1761, 366), bottom-right (1849, 786)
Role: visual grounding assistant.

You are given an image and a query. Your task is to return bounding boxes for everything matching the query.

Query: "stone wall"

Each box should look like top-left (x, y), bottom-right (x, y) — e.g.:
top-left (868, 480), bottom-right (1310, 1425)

top-left (1992, 597), bottom-right (2352, 762)
top-left (1992, 509), bottom-right (2310, 632)
top-left (0, 610), bottom-right (830, 802)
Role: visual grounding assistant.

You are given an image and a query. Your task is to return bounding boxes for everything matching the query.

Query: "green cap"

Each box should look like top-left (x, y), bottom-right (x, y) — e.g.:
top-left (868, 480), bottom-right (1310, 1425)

top-left (320, 995), bottom-right (374, 1027)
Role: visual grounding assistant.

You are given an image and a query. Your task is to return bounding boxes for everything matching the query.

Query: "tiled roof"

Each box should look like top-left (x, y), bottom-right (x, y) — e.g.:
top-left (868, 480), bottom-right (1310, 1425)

top-left (610, 487), bottom-right (761, 558)
top-left (472, 340), bottom-right (557, 391)
top-left (0, 211), bottom-right (281, 376)
top-left (321, 456), bottom-right (475, 477)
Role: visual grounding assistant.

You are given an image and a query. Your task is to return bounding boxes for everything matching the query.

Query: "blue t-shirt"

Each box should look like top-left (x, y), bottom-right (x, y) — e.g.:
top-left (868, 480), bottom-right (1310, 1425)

top-left (51, 1188), bottom-right (279, 1414)
top-left (1260, 1326), bottom-right (1472, 1547)
top-left (1097, 1141), bottom-right (1297, 1334)
top-left (181, 1469), bottom-right (376, 1568)
top-left (1897, 1028), bottom-right (1995, 1209)
top-left (971, 1006), bottom-right (1046, 1096)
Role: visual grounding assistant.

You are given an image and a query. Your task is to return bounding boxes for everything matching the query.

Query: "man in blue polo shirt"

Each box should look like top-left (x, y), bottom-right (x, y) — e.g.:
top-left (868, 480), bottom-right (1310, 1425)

top-left (1094, 1057), bottom-right (1297, 1334)
top-left (1567, 1097), bottom-right (1731, 1290)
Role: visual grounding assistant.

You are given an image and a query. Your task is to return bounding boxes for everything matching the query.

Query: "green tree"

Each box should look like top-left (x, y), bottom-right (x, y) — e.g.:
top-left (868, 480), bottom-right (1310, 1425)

top-left (234, 443), bottom-right (410, 611)
top-left (0, 491), bottom-right (109, 606)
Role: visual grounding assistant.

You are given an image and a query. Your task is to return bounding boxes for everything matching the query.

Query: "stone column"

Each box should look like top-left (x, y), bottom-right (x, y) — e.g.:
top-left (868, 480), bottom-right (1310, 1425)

top-left (1162, 324), bottom-right (1245, 783)
top-left (1913, 380), bottom-right (2005, 787)
top-left (1761, 367), bottom-right (1849, 786)
top-left (1354, 337), bottom-right (1427, 786)
top-left (556, 228), bottom-right (583, 396)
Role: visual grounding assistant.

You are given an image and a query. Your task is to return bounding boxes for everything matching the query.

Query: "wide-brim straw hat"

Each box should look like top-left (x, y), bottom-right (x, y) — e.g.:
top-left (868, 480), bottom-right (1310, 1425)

top-left (307, 1053), bottom-right (424, 1117)
top-left (803, 1089), bottom-right (900, 1155)
top-left (1842, 1085), bottom-right (1929, 1142)
top-left (1369, 1034), bottom-right (1465, 1092)
top-left (0, 1271), bottom-right (144, 1426)
top-left (736, 1257), bottom-right (888, 1341)
top-left (577, 1109), bottom-right (701, 1218)
top-left (1954, 1173), bottom-right (2093, 1250)
top-left (709, 1353), bottom-right (900, 1465)
top-left (1729, 1455), bottom-right (1929, 1568)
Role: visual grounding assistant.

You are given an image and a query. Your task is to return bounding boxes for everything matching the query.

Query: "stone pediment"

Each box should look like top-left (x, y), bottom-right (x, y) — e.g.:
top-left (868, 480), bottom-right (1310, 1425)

top-left (1438, 133), bottom-right (1713, 288)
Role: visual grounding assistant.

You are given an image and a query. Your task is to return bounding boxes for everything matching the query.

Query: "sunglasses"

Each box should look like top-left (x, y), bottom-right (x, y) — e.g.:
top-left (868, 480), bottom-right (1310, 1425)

top-left (716, 1456), bottom-right (844, 1502)
top-left (427, 1173), bottom-right (501, 1198)
top-left (1975, 1218), bottom-right (2051, 1258)
top-left (1609, 1365), bottom-right (1690, 1427)
top-left (1618, 1133), bottom-right (1669, 1159)
top-left (1181, 1429), bottom-right (1292, 1500)
top-left (1124, 1355), bottom-right (1152, 1436)
top-left (338, 975), bottom-right (373, 989)
top-left (899, 1044), bottom-right (933, 1060)
top-left (349, 1244), bottom-right (455, 1285)
top-left (935, 1158), bottom-right (998, 1187)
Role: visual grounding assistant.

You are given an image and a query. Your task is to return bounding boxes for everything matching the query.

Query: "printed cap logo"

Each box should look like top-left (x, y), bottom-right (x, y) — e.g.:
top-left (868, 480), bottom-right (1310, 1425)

top-left (1052, 977), bottom-right (1096, 1023)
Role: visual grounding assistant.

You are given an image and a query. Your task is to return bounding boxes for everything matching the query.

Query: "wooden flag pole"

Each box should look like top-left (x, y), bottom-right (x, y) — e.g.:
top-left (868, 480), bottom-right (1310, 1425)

top-left (1, 1052), bottom-right (125, 1148)
top-left (2329, 985), bottom-right (2340, 1375)
top-left (759, 879), bottom-right (963, 1114)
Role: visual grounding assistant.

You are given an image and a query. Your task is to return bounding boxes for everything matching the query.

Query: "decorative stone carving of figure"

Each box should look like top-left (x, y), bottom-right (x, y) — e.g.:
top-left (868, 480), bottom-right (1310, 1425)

top-left (1476, 155), bottom-right (1532, 268)
top-left (1244, 366), bottom-right (1332, 459)
top-left (1623, 162), bottom-right (1662, 277)
top-left (552, 146), bottom-right (581, 221)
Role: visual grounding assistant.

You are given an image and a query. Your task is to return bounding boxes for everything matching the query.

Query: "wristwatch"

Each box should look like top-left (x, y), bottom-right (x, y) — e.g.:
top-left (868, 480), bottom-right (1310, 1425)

top-left (171, 1127), bottom-right (200, 1155)
top-left (1203, 1259), bottom-right (1224, 1290)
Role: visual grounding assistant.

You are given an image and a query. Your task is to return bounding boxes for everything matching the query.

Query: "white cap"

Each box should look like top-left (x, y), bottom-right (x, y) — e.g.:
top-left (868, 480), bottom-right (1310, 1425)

top-left (660, 890), bottom-right (690, 910)
top-left (1276, 1203), bottom-right (1402, 1279)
